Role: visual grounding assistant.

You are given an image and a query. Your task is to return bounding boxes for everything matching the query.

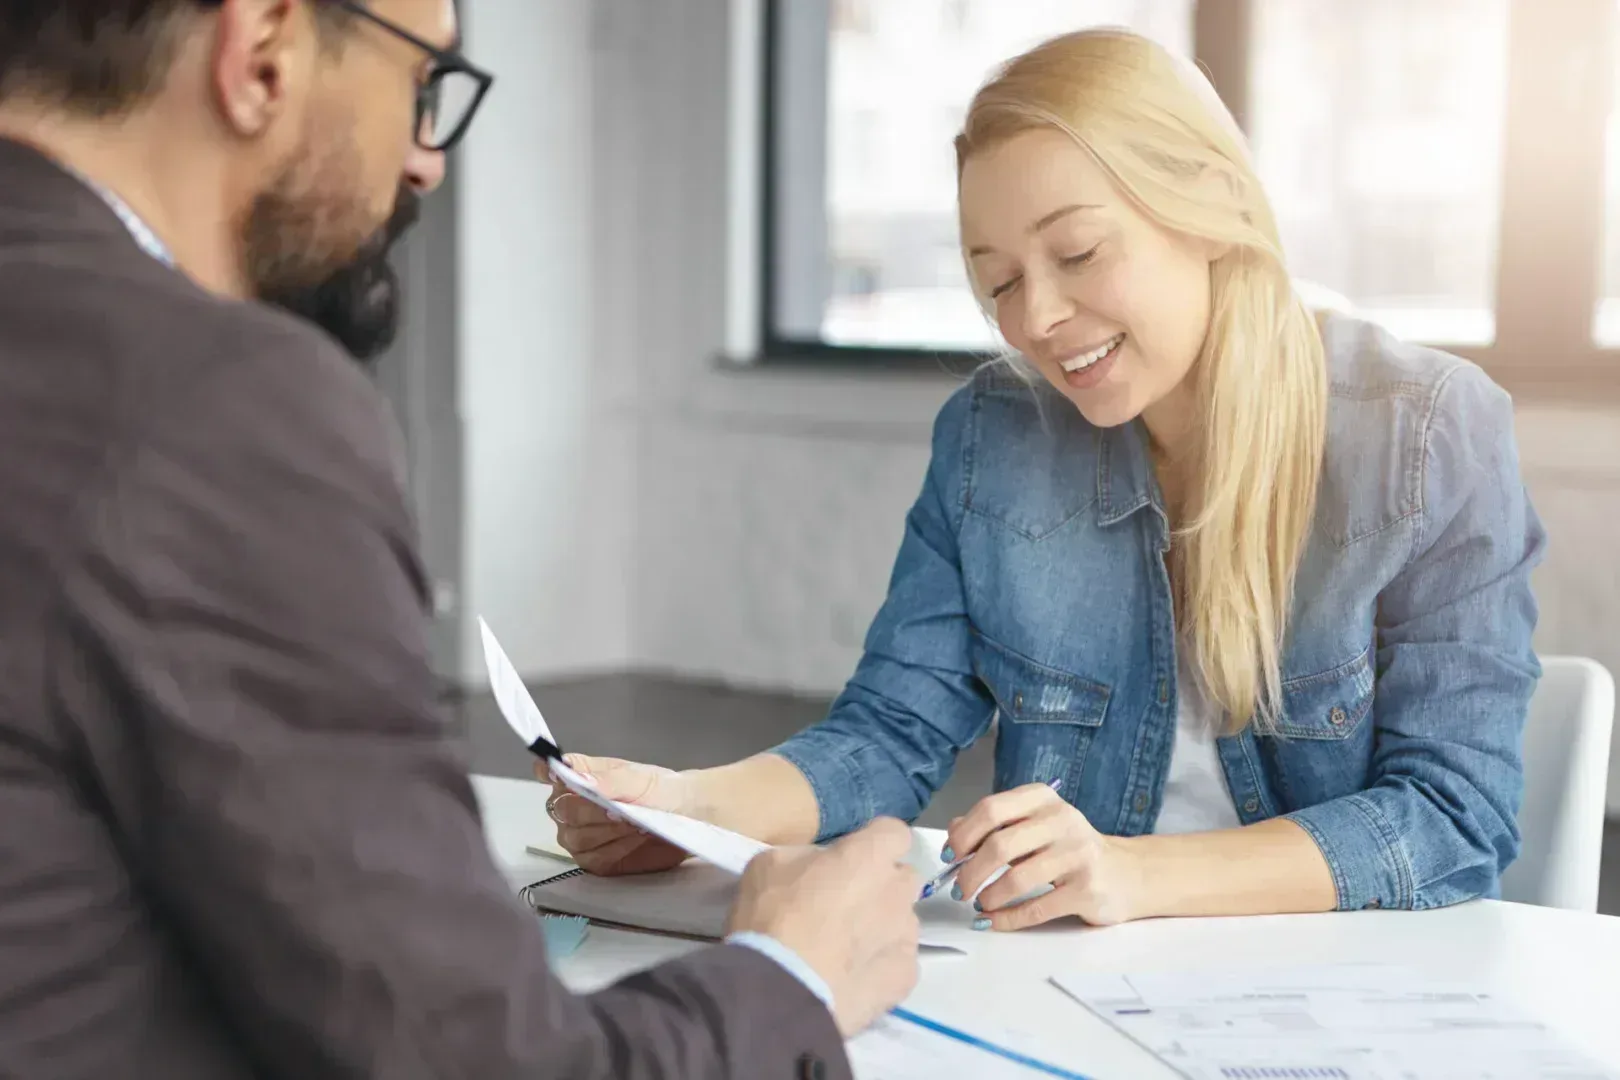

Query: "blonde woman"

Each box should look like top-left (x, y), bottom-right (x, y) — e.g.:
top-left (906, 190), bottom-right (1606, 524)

top-left (548, 29), bottom-right (1544, 930)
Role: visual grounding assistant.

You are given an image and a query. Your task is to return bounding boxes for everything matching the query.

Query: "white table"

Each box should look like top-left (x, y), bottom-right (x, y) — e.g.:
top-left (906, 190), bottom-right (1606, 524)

top-left (472, 773), bottom-right (1620, 1077)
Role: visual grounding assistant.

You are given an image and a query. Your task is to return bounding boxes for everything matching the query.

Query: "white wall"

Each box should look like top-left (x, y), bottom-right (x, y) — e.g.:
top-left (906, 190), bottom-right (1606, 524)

top-left (460, 0), bottom-right (1620, 809)
top-left (456, 0), bottom-right (636, 682)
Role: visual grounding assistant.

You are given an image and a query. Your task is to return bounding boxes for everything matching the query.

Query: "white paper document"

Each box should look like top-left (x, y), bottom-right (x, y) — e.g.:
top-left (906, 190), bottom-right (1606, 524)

top-left (548, 758), bottom-right (771, 875)
top-left (478, 618), bottom-right (557, 750)
top-left (479, 619), bottom-right (769, 875)
top-left (848, 1011), bottom-right (1088, 1079)
top-left (1054, 964), bottom-right (1618, 1080)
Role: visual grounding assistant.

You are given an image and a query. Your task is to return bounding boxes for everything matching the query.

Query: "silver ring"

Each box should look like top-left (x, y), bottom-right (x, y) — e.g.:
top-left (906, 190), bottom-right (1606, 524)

top-left (546, 795), bottom-right (567, 824)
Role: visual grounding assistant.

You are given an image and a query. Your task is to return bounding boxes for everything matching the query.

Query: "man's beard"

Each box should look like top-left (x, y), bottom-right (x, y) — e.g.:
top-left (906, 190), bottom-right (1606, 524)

top-left (243, 161), bottom-right (421, 364)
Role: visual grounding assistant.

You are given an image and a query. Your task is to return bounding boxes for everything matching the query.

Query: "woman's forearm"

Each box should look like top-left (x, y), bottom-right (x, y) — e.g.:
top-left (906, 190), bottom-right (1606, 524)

top-left (683, 753), bottom-right (822, 846)
top-left (1119, 817), bottom-right (1338, 919)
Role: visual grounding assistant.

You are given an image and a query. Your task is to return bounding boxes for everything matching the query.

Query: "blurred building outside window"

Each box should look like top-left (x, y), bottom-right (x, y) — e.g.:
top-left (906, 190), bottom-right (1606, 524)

top-left (770, 0), bottom-right (1535, 365)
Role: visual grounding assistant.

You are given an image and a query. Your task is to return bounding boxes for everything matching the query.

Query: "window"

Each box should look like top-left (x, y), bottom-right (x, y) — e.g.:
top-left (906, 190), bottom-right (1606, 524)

top-left (1249, 0), bottom-right (1509, 346)
top-left (765, 0), bottom-right (1196, 357)
top-left (1596, 2), bottom-right (1620, 346)
top-left (756, 0), bottom-right (1620, 397)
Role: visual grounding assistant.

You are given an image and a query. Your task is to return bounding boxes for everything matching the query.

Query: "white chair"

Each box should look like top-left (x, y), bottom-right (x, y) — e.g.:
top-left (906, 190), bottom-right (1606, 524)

top-left (1499, 656), bottom-right (1615, 912)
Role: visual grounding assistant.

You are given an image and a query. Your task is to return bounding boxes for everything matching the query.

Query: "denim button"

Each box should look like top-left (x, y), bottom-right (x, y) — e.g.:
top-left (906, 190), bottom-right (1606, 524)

top-left (1243, 798), bottom-right (1259, 814)
top-left (1013, 691), bottom-right (1024, 711)
top-left (1133, 793), bottom-right (1149, 813)
top-left (1329, 706), bottom-right (1347, 726)
top-left (1362, 898), bottom-right (1382, 910)
top-left (1157, 679), bottom-right (1169, 704)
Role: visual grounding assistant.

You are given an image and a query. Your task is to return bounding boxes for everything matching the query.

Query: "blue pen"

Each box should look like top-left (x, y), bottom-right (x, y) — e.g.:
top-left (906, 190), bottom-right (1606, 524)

top-left (920, 777), bottom-right (1062, 900)
top-left (889, 1006), bottom-right (1096, 1079)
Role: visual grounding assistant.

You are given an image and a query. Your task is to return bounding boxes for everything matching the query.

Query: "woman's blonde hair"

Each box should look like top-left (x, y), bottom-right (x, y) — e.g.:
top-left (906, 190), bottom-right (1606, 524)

top-left (955, 28), bottom-right (1327, 733)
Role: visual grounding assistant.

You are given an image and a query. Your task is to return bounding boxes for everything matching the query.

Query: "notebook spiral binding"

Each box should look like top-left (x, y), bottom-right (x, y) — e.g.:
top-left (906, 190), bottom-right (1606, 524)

top-left (519, 866), bottom-right (586, 911)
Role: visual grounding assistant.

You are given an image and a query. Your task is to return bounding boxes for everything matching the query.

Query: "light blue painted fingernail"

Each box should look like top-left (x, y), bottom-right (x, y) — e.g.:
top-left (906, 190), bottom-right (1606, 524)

top-left (950, 883), bottom-right (963, 901)
top-left (973, 898), bottom-right (982, 913)
top-left (972, 917), bottom-right (991, 931)
top-left (940, 845), bottom-right (954, 862)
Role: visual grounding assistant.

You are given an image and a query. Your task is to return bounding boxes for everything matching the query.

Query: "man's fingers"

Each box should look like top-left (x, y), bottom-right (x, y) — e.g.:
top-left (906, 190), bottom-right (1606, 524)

top-left (897, 861), bottom-right (923, 901)
top-left (868, 938), bottom-right (921, 1001)
top-left (833, 817), bottom-right (913, 865)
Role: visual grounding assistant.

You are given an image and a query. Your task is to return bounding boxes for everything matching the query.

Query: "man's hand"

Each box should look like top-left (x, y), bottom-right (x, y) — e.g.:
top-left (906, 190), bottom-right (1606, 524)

top-left (726, 818), bottom-right (920, 1036)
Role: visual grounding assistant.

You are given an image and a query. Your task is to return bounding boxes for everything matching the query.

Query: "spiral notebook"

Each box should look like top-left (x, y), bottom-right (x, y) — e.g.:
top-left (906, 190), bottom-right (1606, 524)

top-left (520, 861), bottom-right (983, 952)
top-left (521, 862), bottom-right (741, 942)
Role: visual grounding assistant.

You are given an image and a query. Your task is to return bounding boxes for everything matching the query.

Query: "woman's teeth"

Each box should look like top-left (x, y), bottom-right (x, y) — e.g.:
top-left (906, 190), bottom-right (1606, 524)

top-left (1060, 334), bottom-right (1124, 373)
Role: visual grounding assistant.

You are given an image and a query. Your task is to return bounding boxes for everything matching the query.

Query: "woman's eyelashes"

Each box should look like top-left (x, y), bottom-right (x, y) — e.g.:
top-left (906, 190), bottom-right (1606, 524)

top-left (987, 244), bottom-right (1102, 300)
top-left (1059, 244), bottom-right (1101, 270)
top-left (989, 274), bottom-right (1022, 300)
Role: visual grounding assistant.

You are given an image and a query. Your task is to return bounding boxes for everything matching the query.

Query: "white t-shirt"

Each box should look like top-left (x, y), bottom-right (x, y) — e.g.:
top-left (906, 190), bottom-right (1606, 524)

top-left (1153, 652), bottom-right (1242, 835)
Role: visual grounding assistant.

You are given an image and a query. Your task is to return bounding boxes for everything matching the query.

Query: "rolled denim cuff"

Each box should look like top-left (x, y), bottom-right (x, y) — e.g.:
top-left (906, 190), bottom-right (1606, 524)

top-left (769, 735), bottom-right (880, 844)
top-left (1286, 794), bottom-right (1416, 911)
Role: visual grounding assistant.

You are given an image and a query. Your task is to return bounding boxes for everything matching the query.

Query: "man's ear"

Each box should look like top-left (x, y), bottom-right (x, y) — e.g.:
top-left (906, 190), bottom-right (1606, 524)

top-left (207, 0), bottom-right (309, 139)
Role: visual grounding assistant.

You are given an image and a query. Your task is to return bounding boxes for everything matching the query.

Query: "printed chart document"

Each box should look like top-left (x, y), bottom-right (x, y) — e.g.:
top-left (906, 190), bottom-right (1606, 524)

top-left (1053, 964), bottom-right (1618, 1080)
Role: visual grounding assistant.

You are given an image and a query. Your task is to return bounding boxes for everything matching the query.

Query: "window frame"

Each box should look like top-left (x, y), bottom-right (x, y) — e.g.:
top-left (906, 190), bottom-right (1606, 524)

top-left (750, 0), bottom-right (1620, 402)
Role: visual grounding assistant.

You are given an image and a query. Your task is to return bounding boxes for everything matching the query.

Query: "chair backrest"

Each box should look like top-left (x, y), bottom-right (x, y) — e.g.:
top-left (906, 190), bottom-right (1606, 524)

top-left (1499, 656), bottom-right (1615, 912)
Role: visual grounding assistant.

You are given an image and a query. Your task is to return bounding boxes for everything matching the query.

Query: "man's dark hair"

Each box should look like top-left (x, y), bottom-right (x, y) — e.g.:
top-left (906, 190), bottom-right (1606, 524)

top-left (0, 1), bottom-right (352, 117)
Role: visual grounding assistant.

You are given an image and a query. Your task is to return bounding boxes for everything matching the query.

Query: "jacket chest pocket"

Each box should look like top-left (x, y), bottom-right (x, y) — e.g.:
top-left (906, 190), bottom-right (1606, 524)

top-left (1260, 645), bottom-right (1378, 808)
top-left (971, 633), bottom-right (1112, 793)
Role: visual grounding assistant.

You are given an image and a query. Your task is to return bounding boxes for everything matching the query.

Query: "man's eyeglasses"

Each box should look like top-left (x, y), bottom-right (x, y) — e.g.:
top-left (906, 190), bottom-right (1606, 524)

top-left (335, 0), bottom-right (493, 152)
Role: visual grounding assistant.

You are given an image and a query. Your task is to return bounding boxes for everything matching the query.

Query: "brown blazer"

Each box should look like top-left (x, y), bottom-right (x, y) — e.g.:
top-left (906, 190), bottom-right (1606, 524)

top-left (0, 137), bottom-right (848, 1080)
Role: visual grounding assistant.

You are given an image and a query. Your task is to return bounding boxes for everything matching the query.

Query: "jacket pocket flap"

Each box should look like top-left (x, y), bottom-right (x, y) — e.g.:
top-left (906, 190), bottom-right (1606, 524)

top-left (1275, 645), bottom-right (1376, 739)
top-left (971, 633), bottom-right (1111, 727)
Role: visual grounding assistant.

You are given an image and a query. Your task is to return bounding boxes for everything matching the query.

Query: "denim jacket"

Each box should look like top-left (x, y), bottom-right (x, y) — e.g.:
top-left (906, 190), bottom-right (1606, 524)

top-left (774, 313), bottom-right (1545, 912)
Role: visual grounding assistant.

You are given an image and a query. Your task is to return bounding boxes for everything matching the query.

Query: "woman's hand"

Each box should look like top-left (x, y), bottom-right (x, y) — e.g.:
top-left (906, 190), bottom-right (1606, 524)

top-left (543, 754), bottom-right (697, 876)
top-left (945, 782), bottom-right (1141, 931)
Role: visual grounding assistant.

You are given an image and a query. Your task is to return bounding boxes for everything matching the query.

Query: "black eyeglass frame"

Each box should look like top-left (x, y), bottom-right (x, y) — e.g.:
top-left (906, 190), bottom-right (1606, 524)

top-left (333, 0), bottom-right (493, 152)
